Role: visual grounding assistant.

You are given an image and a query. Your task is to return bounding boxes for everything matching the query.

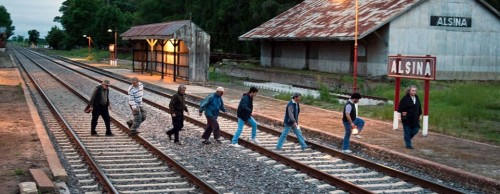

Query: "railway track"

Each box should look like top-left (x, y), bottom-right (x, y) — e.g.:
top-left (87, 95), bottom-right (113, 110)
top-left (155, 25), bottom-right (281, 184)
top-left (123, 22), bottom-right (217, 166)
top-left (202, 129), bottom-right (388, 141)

top-left (17, 47), bottom-right (467, 193)
top-left (12, 48), bottom-right (219, 193)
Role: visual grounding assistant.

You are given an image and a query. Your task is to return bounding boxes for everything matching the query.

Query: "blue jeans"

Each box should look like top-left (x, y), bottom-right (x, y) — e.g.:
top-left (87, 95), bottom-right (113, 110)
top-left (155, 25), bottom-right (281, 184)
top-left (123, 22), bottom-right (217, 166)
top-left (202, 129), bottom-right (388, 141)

top-left (403, 125), bottom-right (419, 147)
top-left (276, 125), bottom-right (307, 150)
top-left (232, 117), bottom-right (258, 144)
top-left (342, 118), bottom-right (365, 150)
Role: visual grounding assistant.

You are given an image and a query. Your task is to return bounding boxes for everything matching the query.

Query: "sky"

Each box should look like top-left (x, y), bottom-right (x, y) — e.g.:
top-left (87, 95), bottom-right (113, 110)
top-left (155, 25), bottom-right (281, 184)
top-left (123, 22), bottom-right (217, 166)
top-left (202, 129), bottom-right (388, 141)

top-left (0, 0), bottom-right (65, 38)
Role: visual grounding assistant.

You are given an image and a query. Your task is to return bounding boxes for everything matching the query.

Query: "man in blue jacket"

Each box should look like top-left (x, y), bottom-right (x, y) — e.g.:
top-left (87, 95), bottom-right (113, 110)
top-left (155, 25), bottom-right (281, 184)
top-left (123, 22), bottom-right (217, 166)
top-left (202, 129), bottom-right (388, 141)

top-left (199, 87), bottom-right (227, 144)
top-left (230, 87), bottom-right (259, 147)
top-left (276, 92), bottom-right (309, 151)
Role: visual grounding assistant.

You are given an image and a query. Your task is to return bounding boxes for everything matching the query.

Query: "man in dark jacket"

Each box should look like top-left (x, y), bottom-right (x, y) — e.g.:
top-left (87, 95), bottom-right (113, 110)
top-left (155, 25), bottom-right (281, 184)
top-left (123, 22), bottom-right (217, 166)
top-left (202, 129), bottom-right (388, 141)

top-left (167, 84), bottom-right (189, 145)
top-left (276, 92), bottom-right (309, 151)
top-left (397, 85), bottom-right (422, 149)
top-left (230, 87), bottom-right (259, 147)
top-left (88, 80), bottom-right (113, 136)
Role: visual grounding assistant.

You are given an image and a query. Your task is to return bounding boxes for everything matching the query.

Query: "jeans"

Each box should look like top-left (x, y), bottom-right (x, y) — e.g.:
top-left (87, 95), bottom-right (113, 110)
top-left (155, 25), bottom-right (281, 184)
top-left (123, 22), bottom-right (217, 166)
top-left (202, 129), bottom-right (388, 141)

top-left (201, 116), bottom-right (220, 140)
top-left (231, 117), bottom-right (258, 144)
top-left (403, 124), bottom-right (419, 147)
top-left (91, 105), bottom-right (111, 134)
top-left (342, 118), bottom-right (365, 150)
top-left (276, 125), bottom-right (307, 150)
top-left (167, 115), bottom-right (184, 142)
top-left (130, 107), bottom-right (146, 131)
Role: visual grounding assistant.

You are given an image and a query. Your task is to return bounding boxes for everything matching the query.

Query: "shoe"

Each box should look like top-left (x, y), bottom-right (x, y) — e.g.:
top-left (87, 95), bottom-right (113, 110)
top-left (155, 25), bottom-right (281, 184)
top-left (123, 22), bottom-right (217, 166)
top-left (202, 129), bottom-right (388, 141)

top-left (174, 141), bottom-right (182, 145)
top-left (126, 120), bottom-right (133, 128)
top-left (406, 145), bottom-right (414, 149)
top-left (354, 135), bottom-right (363, 139)
top-left (275, 148), bottom-right (284, 151)
top-left (166, 132), bottom-right (172, 141)
top-left (130, 130), bottom-right (141, 135)
top-left (301, 145), bottom-right (312, 151)
top-left (202, 140), bottom-right (211, 145)
top-left (250, 138), bottom-right (260, 144)
top-left (342, 149), bottom-right (352, 154)
top-left (215, 139), bottom-right (222, 144)
top-left (91, 133), bottom-right (99, 136)
top-left (230, 143), bottom-right (241, 148)
top-left (105, 133), bottom-right (115, 136)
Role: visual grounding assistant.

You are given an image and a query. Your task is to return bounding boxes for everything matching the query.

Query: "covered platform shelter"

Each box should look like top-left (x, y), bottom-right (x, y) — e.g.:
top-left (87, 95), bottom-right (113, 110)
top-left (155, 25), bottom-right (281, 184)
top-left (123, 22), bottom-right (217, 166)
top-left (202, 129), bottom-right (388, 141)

top-left (121, 20), bottom-right (210, 83)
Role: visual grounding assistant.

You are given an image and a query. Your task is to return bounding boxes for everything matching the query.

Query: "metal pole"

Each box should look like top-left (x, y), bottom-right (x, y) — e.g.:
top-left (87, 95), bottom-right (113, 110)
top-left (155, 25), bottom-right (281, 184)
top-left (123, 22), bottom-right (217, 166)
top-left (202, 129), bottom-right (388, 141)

top-left (353, 0), bottom-right (359, 93)
top-left (88, 37), bottom-right (91, 53)
top-left (114, 31), bottom-right (117, 65)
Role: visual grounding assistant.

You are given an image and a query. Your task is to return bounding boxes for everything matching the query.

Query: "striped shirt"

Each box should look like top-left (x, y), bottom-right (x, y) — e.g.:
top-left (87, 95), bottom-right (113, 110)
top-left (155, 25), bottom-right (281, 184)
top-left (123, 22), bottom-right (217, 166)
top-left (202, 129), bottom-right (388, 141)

top-left (128, 82), bottom-right (144, 108)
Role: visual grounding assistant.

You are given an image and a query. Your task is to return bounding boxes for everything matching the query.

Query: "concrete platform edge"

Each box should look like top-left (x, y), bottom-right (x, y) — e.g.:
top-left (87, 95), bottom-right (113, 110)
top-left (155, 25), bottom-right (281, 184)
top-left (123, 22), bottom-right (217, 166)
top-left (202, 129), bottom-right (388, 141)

top-left (15, 68), bottom-right (68, 181)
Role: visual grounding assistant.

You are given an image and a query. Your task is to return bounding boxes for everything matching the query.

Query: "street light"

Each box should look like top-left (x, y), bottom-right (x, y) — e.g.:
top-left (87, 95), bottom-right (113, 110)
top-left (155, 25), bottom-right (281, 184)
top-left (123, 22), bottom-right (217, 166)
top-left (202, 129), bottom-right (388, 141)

top-left (108, 29), bottom-right (118, 66)
top-left (83, 34), bottom-right (92, 53)
top-left (353, 0), bottom-right (359, 93)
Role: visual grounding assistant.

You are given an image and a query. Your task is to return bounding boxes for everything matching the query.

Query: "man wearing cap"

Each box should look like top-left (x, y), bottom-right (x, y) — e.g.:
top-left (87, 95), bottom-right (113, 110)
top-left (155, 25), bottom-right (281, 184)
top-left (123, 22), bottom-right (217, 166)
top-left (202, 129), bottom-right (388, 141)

top-left (127, 77), bottom-right (146, 135)
top-left (167, 84), bottom-right (189, 145)
top-left (88, 80), bottom-right (113, 136)
top-left (199, 86), bottom-right (227, 144)
top-left (276, 92), bottom-right (309, 151)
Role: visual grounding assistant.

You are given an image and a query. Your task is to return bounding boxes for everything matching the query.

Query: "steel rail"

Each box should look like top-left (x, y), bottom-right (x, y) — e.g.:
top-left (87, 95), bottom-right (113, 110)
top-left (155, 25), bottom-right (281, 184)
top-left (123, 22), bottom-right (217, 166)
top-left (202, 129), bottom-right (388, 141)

top-left (15, 48), bottom-right (220, 194)
top-left (12, 49), bottom-right (119, 194)
top-left (31, 49), bottom-right (463, 193)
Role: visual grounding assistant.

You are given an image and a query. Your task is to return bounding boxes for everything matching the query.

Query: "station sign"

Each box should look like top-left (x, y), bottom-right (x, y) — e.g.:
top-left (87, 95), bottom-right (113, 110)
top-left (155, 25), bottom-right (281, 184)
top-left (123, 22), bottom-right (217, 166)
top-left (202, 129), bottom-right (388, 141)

top-left (387, 55), bottom-right (436, 80)
top-left (430, 16), bottom-right (471, 27)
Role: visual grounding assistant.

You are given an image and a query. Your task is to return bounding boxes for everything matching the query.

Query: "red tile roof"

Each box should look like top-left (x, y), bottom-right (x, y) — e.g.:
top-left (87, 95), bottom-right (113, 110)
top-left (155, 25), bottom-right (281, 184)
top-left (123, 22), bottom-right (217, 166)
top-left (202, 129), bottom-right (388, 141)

top-left (240, 0), bottom-right (425, 41)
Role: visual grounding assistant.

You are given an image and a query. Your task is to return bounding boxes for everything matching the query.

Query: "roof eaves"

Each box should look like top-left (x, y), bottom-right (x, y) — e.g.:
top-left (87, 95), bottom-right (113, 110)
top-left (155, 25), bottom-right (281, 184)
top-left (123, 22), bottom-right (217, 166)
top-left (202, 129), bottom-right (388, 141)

top-left (477, 0), bottom-right (500, 17)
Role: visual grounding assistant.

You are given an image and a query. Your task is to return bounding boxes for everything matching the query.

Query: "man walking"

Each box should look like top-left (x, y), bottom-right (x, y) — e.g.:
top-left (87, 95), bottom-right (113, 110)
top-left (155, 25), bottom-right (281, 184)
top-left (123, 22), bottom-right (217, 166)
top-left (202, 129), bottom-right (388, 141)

top-left (167, 84), bottom-right (189, 145)
top-left (397, 85), bottom-right (422, 149)
top-left (127, 77), bottom-right (146, 135)
top-left (342, 93), bottom-right (365, 154)
top-left (199, 86), bottom-right (227, 144)
top-left (276, 92), bottom-right (309, 151)
top-left (231, 86), bottom-right (259, 147)
top-left (88, 80), bottom-right (113, 136)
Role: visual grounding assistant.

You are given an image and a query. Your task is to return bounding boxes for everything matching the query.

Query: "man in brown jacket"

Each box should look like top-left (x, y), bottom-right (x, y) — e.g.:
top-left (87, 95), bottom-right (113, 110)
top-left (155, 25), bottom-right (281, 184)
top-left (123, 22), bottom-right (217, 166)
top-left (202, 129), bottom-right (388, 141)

top-left (88, 80), bottom-right (113, 136)
top-left (167, 84), bottom-right (189, 144)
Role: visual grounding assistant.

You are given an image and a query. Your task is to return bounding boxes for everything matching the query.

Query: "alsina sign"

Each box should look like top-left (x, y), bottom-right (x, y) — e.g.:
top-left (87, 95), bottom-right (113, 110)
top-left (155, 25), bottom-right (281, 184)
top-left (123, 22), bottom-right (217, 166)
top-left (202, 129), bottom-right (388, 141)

top-left (430, 16), bottom-right (471, 27)
top-left (387, 55), bottom-right (436, 80)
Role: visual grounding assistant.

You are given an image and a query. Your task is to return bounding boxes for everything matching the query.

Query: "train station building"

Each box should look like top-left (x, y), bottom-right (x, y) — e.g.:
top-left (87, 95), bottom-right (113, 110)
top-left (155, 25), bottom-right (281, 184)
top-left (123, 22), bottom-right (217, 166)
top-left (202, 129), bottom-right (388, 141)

top-left (121, 20), bottom-right (210, 83)
top-left (240, 0), bottom-right (500, 80)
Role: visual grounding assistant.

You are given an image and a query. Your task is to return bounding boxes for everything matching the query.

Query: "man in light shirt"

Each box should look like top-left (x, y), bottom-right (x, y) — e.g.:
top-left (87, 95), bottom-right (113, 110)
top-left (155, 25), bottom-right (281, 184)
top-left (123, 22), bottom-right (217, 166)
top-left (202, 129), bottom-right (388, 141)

top-left (127, 77), bottom-right (146, 135)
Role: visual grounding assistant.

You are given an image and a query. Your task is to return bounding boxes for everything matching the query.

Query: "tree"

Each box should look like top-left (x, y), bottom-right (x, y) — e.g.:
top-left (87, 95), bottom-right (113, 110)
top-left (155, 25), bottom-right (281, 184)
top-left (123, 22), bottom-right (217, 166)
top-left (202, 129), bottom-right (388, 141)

top-left (0, 5), bottom-right (15, 39)
top-left (56, 0), bottom-right (105, 48)
top-left (91, 5), bottom-right (131, 48)
top-left (28, 29), bottom-right (40, 46)
top-left (46, 26), bottom-right (66, 50)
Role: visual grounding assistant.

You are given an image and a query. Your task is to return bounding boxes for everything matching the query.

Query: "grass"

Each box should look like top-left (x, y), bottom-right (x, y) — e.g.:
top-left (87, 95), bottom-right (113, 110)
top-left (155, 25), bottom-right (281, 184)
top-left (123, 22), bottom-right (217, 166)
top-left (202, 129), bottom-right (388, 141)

top-left (40, 48), bottom-right (132, 64)
top-left (13, 168), bottom-right (23, 176)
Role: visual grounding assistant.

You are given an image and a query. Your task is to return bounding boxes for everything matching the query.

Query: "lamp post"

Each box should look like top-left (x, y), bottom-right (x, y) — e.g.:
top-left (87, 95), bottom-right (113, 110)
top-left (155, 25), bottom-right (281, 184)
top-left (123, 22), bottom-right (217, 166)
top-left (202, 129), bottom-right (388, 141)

top-left (107, 29), bottom-right (118, 66)
top-left (83, 34), bottom-right (92, 53)
top-left (353, 0), bottom-right (359, 93)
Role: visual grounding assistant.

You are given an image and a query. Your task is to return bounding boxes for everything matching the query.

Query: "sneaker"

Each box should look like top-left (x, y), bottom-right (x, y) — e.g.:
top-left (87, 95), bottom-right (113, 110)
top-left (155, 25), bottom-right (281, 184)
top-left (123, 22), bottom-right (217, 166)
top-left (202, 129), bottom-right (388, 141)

top-left (230, 143), bottom-right (242, 148)
top-left (105, 133), bottom-right (115, 136)
top-left (406, 145), bottom-right (414, 149)
top-left (174, 141), bottom-right (182, 145)
top-left (275, 147), bottom-right (284, 151)
top-left (250, 138), bottom-right (260, 144)
top-left (202, 140), bottom-right (211, 145)
top-left (91, 133), bottom-right (99, 136)
top-left (354, 135), bottom-right (363, 139)
top-left (342, 149), bottom-right (352, 154)
top-left (126, 120), bottom-right (133, 128)
top-left (215, 139), bottom-right (222, 144)
top-left (166, 132), bottom-right (172, 141)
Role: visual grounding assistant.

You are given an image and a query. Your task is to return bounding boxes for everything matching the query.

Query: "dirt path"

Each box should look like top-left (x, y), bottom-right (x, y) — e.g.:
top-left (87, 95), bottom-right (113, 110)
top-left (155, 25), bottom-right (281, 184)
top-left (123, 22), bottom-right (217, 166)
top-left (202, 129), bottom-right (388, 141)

top-left (0, 53), bottom-right (49, 193)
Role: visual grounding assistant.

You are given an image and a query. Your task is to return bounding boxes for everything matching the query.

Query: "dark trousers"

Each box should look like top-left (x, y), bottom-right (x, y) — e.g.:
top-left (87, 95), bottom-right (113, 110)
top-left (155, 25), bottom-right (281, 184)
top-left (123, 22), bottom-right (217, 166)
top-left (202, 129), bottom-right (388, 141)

top-left (403, 124), bottom-right (419, 147)
top-left (201, 116), bottom-right (220, 140)
top-left (167, 115), bottom-right (184, 142)
top-left (91, 105), bottom-right (111, 134)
